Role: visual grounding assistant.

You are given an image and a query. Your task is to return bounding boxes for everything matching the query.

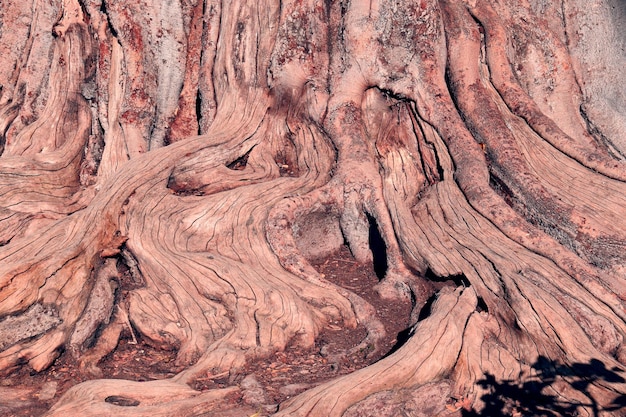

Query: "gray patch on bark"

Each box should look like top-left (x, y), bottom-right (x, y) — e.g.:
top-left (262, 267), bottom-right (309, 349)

top-left (294, 211), bottom-right (343, 260)
top-left (343, 380), bottom-right (452, 417)
top-left (0, 304), bottom-right (62, 351)
top-left (565, 0), bottom-right (626, 155)
top-left (149, 0), bottom-right (186, 149)
top-left (279, 382), bottom-right (316, 398)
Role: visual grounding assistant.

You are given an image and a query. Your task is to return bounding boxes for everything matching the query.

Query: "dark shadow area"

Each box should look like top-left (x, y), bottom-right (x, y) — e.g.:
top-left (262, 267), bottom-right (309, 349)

top-left (226, 149), bottom-right (251, 170)
top-left (100, 1), bottom-right (119, 39)
top-left (475, 296), bottom-right (489, 314)
top-left (462, 356), bottom-right (626, 416)
top-left (105, 395), bottom-right (140, 407)
top-left (195, 89), bottom-right (203, 135)
top-left (488, 173), bottom-right (518, 210)
top-left (381, 288), bottom-right (446, 359)
top-left (366, 213), bottom-right (388, 280)
top-left (424, 268), bottom-right (470, 288)
top-left (381, 326), bottom-right (413, 359)
top-left (416, 291), bottom-right (438, 322)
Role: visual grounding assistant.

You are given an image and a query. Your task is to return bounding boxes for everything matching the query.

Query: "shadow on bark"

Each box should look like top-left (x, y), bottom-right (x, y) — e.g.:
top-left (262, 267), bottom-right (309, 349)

top-left (462, 356), bottom-right (626, 416)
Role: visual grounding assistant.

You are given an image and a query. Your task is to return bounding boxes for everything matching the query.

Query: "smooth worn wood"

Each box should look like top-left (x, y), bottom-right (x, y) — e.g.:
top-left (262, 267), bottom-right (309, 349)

top-left (0, 0), bottom-right (625, 415)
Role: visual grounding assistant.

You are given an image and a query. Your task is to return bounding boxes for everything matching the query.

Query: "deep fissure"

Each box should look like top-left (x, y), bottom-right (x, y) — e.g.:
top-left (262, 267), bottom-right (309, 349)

top-left (366, 213), bottom-right (388, 280)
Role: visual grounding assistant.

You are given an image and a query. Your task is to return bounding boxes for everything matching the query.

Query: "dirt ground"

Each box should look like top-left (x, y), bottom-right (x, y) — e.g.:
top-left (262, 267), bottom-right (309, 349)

top-left (0, 246), bottom-right (419, 416)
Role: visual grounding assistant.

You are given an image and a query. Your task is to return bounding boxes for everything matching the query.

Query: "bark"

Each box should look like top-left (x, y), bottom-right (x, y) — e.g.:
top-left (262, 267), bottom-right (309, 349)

top-left (0, 0), bottom-right (625, 415)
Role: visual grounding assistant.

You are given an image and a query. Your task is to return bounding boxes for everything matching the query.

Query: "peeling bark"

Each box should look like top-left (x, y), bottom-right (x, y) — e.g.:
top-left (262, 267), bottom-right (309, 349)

top-left (1, 0), bottom-right (626, 415)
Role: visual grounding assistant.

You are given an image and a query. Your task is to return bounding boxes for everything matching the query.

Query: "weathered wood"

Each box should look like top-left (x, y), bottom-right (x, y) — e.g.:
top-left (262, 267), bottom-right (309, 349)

top-left (275, 287), bottom-right (477, 416)
top-left (46, 380), bottom-right (239, 417)
top-left (0, 0), bottom-right (625, 415)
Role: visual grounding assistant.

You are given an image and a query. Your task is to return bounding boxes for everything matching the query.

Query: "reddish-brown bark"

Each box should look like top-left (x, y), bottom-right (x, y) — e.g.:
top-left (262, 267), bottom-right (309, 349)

top-left (1, 0), bottom-right (625, 415)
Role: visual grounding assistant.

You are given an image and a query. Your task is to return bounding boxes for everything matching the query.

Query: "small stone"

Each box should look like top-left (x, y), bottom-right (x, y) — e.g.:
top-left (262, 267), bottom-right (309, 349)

top-left (319, 345), bottom-right (330, 357)
top-left (37, 381), bottom-right (58, 401)
top-left (263, 404), bottom-right (279, 413)
top-left (240, 374), bottom-right (270, 406)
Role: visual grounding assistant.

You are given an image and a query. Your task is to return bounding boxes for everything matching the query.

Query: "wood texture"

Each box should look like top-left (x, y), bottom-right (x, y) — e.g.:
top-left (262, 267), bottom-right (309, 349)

top-left (0, 0), bottom-right (625, 415)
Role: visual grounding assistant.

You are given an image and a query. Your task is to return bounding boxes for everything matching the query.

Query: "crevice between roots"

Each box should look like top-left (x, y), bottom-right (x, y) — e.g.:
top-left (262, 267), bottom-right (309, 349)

top-left (366, 213), bottom-right (388, 281)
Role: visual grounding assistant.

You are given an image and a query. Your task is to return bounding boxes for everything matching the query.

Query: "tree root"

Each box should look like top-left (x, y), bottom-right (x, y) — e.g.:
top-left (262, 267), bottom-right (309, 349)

top-left (46, 380), bottom-right (239, 417)
top-left (276, 286), bottom-right (477, 417)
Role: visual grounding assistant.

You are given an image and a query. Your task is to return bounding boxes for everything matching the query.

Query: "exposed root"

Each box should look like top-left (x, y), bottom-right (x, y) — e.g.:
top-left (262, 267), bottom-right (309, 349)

top-left (46, 379), bottom-right (239, 417)
top-left (1, 0), bottom-right (625, 415)
top-left (275, 286), bottom-right (477, 417)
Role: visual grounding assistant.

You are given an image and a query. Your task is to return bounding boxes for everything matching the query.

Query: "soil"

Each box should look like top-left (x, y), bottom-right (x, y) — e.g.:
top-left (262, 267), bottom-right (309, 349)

top-left (0, 246), bottom-right (414, 416)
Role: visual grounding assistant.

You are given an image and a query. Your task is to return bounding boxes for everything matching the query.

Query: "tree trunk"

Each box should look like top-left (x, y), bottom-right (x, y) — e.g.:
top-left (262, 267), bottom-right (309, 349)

top-left (1, 0), bottom-right (626, 415)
